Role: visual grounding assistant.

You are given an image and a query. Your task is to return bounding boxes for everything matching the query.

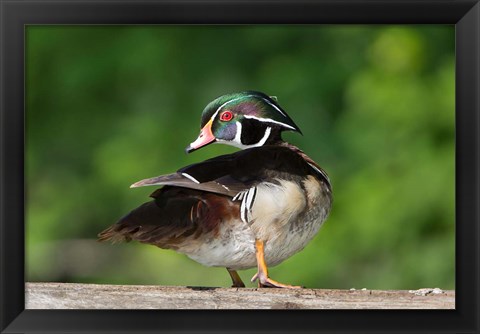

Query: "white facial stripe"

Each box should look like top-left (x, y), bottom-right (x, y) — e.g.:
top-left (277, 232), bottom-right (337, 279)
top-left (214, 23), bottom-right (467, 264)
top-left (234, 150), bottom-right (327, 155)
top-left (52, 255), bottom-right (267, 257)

top-left (221, 125), bottom-right (272, 150)
top-left (181, 172), bottom-right (200, 184)
top-left (210, 96), bottom-right (250, 122)
top-left (210, 93), bottom-right (283, 121)
top-left (243, 115), bottom-right (296, 130)
top-left (261, 97), bottom-right (286, 117)
top-left (209, 94), bottom-right (290, 130)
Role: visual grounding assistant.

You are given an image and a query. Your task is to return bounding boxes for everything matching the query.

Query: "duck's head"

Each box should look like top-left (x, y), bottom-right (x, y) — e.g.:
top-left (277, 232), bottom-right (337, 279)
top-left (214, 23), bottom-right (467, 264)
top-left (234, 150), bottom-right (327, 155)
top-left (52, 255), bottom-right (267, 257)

top-left (186, 91), bottom-right (302, 153)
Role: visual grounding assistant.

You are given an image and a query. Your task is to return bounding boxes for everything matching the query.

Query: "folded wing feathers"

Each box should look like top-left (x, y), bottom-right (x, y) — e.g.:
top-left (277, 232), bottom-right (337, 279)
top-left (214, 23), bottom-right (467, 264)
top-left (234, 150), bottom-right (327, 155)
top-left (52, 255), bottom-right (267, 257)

top-left (127, 147), bottom-right (320, 224)
top-left (131, 172), bottom-right (260, 224)
top-left (130, 172), bottom-right (244, 198)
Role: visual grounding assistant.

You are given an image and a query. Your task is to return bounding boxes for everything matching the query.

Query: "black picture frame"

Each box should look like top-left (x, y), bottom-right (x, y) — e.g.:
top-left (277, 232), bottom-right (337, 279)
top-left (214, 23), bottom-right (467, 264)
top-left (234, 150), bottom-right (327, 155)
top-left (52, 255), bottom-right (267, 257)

top-left (1, 0), bottom-right (478, 333)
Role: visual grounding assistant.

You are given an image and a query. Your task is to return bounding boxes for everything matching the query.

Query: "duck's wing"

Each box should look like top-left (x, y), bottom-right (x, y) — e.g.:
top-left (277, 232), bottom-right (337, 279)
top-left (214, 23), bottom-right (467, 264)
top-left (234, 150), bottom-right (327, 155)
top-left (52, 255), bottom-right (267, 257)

top-left (97, 187), bottom-right (240, 248)
top-left (98, 146), bottom-right (329, 245)
top-left (130, 145), bottom-right (316, 198)
top-left (130, 170), bottom-right (245, 198)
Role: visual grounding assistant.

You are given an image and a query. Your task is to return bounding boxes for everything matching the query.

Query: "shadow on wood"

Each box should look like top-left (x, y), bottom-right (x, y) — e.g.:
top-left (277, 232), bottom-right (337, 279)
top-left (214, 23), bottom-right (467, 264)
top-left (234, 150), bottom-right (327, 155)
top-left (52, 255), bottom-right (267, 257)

top-left (25, 282), bottom-right (455, 309)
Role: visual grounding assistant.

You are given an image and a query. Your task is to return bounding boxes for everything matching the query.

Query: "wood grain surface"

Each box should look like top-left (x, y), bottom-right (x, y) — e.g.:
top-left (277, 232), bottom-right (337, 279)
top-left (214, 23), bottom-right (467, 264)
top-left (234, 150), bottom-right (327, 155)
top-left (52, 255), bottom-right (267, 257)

top-left (25, 282), bottom-right (455, 309)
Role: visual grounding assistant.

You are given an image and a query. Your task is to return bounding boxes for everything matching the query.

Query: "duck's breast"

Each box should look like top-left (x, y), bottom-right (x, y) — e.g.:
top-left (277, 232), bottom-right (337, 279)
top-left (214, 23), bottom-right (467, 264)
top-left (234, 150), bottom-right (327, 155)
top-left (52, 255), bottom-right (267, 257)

top-left (250, 176), bottom-right (332, 266)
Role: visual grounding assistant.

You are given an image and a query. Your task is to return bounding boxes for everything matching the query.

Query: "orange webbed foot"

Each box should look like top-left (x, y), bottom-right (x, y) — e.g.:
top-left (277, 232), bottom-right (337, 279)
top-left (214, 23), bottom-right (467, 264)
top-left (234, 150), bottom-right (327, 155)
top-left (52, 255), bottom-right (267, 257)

top-left (251, 271), bottom-right (302, 289)
top-left (252, 239), bottom-right (303, 289)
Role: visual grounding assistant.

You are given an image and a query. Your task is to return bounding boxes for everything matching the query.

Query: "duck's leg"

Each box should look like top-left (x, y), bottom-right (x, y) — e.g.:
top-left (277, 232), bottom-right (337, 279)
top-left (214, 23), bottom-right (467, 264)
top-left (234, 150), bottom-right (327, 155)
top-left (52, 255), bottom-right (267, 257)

top-left (227, 268), bottom-right (245, 287)
top-left (251, 239), bottom-right (302, 289)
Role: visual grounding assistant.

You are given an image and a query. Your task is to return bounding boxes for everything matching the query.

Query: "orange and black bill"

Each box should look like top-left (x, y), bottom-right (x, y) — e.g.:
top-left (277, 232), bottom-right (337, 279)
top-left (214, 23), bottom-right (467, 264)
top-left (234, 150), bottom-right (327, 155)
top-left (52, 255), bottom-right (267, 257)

top-left (185, 119), bottom-right (216, 153)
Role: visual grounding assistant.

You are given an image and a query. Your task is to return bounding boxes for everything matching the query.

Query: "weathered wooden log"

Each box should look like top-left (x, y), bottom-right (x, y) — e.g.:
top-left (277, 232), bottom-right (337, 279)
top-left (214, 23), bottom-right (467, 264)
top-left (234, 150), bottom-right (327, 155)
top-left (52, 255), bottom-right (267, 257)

top-left (25, 282), bottom-right (454, 309)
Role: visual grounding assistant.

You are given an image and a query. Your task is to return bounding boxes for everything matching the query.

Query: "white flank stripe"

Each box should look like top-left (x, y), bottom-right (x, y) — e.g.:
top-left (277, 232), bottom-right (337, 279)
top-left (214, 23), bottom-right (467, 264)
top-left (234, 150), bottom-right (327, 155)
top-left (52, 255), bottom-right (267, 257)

top-left (240, 196), bottom-right (247, 223)
top-left (233, 190), bottom-right (246, 201)
top-left (245, 187), bottom-right (256, 218)
top-left (181, 172), bottom-right (200, 184)
top-left (245, 188), bottom-right (254, 210)
top-left (243, 115), bottom-right (296, 130)
top-left (239, 187), bottom-right (257, 223)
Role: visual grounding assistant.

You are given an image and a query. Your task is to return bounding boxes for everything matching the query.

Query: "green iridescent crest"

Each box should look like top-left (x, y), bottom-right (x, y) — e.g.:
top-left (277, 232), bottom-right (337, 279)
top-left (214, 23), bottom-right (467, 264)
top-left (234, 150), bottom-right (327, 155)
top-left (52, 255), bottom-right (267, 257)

top-left (200, 91), bottom-right (302, 134)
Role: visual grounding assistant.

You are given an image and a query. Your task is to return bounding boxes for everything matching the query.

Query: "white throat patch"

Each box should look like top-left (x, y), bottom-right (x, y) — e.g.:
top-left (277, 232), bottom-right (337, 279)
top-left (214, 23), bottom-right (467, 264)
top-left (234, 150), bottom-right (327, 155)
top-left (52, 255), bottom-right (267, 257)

top-left (226, 124), bottom-right (272, 150)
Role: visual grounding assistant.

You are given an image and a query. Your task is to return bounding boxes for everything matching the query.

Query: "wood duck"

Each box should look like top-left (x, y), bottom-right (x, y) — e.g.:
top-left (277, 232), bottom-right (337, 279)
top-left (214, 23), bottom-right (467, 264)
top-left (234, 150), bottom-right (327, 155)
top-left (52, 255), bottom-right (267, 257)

top-left (98, 91), bottom-right (332, 288)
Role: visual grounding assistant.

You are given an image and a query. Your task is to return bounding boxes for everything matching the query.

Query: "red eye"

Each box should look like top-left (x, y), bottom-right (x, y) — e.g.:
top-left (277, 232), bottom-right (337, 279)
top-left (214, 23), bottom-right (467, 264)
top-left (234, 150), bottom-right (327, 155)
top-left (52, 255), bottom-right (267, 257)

top-left (220, 111), bottom-right (233, 122)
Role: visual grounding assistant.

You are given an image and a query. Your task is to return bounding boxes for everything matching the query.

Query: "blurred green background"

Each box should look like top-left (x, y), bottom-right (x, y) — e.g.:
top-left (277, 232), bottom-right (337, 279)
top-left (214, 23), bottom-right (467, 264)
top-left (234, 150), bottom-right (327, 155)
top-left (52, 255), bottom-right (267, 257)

top-left (26, 25), bottom-right (454, 290)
